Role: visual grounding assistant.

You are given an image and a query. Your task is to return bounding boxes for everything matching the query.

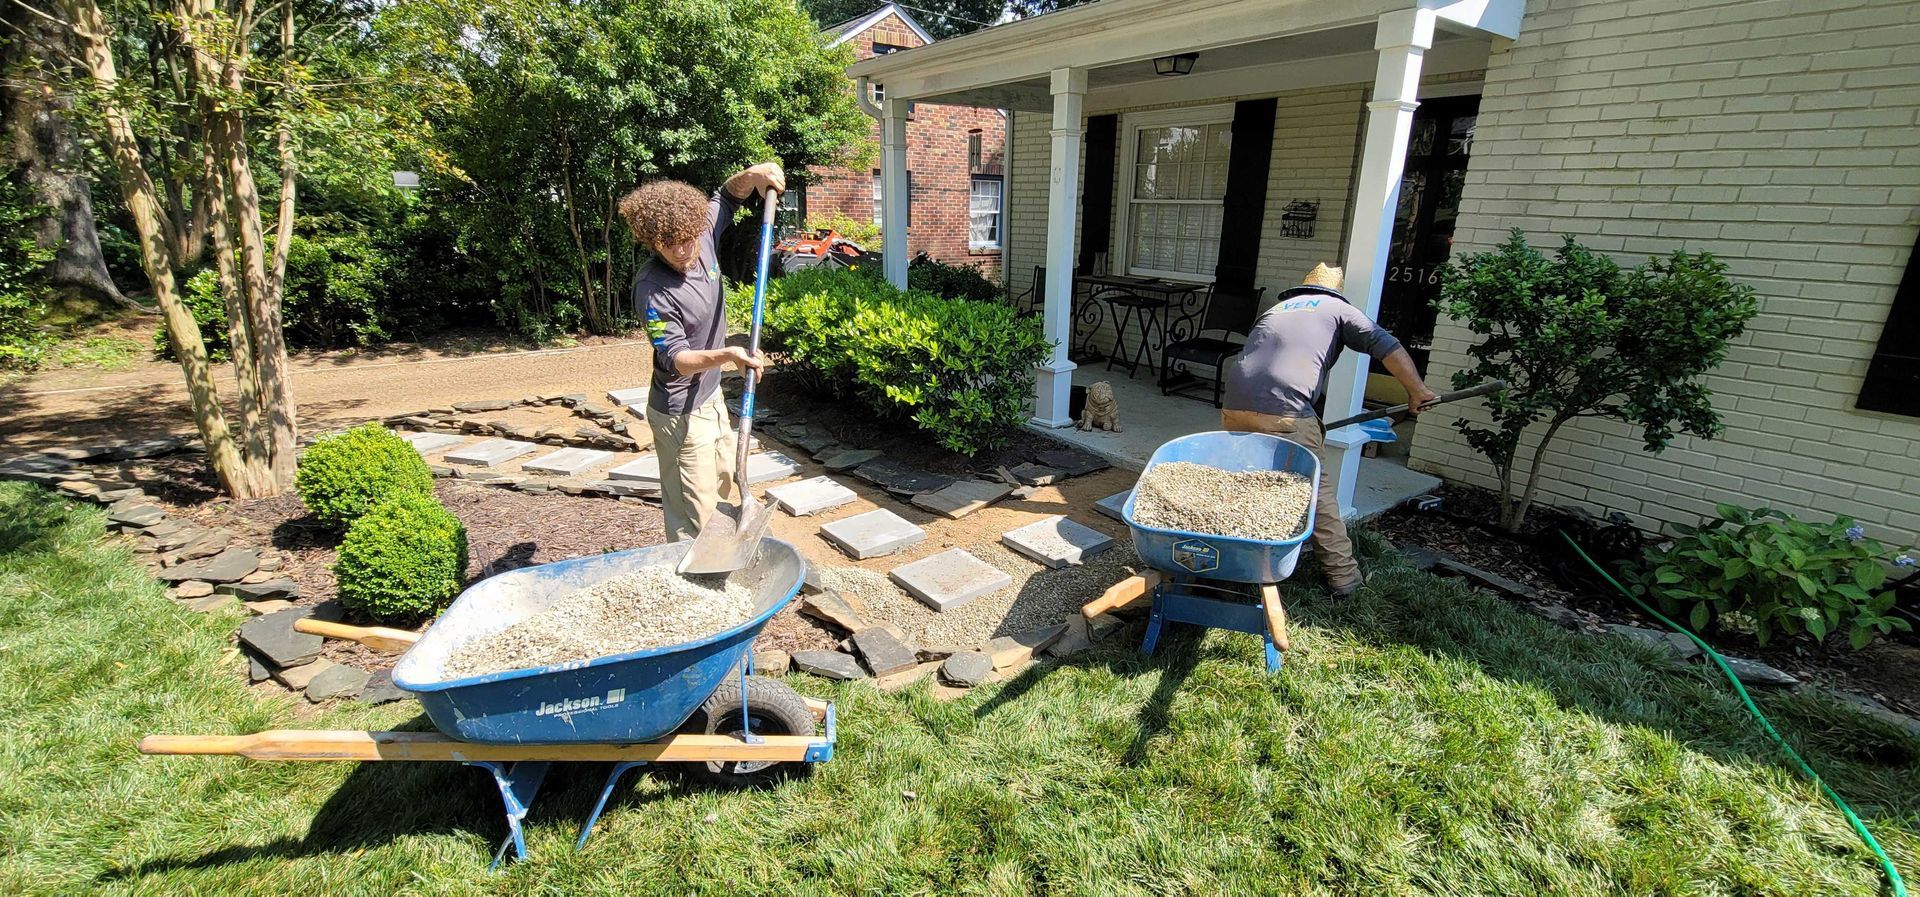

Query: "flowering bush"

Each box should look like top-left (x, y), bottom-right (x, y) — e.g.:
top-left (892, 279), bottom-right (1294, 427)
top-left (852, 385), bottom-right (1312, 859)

top-left (1626, 503), bottom-right (1914, 649)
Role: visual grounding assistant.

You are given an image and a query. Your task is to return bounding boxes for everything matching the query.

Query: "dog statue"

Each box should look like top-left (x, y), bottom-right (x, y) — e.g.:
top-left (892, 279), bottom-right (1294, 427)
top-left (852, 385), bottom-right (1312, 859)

top-left (1078, 381), bottom-right (1123, 433)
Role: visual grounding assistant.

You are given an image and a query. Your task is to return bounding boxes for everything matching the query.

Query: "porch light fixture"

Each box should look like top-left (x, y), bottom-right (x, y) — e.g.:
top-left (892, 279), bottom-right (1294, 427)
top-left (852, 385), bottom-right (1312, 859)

top-left (1154, 53), bottom-right (1198, 76)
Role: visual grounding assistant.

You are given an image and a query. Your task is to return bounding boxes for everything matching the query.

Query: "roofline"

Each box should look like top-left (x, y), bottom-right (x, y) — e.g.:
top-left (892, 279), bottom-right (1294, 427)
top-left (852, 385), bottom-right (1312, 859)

top-left (824, 4), bottom-right (935, 49)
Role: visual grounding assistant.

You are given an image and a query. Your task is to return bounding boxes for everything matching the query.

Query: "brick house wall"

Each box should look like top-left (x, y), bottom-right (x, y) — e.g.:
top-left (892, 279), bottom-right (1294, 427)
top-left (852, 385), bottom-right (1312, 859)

top-left (1411, 0), bottom-right (1920, 536)
top-left (807, 11), bottom-right (1006, 277)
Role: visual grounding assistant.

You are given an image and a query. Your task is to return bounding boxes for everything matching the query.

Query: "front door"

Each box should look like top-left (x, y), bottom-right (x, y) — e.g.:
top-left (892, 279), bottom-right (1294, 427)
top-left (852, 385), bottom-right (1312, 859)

top-left (1378, 95), bottom-right (1479, 375)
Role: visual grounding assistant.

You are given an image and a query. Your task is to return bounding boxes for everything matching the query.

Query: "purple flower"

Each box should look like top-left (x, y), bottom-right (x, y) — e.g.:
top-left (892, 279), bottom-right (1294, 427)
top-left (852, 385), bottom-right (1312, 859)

top-left (1898, 555), bottom-right (1918, 569)
top-left (1845, 524), bottom-right (1865, 542)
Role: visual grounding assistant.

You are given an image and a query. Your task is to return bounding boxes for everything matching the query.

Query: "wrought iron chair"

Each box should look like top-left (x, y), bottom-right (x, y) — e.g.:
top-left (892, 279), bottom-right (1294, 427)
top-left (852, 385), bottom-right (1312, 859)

top-left (1010, 266), bottom-right (1046, 316)
top-left (1159, 284), bottom-right (1268, 407)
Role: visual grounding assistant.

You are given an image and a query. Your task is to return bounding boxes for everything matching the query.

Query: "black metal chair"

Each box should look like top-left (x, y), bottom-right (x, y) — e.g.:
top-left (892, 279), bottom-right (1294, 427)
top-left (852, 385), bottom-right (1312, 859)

top-left (1010, 266), bottom-right (1045, 316)
top-left (1159, 285), bottom-right (1268, 407)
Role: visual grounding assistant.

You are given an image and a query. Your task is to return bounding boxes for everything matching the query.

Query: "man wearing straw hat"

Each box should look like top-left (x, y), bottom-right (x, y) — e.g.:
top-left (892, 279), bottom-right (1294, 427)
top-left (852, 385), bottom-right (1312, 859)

top-left (1222, 263), bottom-right (1437, 596)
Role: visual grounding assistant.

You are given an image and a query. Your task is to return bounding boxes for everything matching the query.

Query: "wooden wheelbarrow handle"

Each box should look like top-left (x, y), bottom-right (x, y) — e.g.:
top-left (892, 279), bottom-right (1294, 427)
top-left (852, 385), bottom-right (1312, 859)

top-left (293, 619), bottom-right (421, 653)
top-left (1081, 572), bottom-right (1164, 619)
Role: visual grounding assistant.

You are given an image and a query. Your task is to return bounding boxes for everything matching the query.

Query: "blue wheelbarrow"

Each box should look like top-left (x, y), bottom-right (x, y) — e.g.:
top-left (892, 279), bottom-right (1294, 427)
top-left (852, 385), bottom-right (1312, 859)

top-left (1119, 431), bottom-right (1319, 673)
top-left (140, 538), bottom-right (834, 867)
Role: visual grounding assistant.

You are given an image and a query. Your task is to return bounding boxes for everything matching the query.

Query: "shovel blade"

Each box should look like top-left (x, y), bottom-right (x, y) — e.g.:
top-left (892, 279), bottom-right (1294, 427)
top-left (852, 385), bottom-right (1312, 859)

top-left (676, 499), bottom-right (775, 575)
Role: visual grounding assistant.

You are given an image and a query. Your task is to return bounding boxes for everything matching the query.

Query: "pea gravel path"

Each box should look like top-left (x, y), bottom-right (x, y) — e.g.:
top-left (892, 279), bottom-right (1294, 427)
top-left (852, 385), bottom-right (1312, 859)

top-left (822, 539), bottom-right (1142, 649)
top-left (1131, 461), bottom-right (1313, 541)
top-left (443, 565), bottom-right (756, 678)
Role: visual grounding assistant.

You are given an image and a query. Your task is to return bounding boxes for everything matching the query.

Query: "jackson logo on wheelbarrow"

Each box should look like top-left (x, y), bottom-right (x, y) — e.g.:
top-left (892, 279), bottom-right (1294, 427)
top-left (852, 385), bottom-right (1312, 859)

top-left (1171, 539), bottom-right (1220, 574)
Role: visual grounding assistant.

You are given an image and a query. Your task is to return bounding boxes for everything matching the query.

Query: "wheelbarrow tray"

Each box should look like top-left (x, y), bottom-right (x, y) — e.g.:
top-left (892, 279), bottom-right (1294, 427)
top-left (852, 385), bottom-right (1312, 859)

top-left (1124, 431), bottom-right (1320, 585)
top-left (392, 539), bottom-right (806, 745)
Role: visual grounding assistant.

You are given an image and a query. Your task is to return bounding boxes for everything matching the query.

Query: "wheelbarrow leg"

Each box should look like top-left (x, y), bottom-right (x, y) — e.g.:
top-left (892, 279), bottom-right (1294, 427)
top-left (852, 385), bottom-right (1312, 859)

top-left (578, 761), bottom-right (649, 850)
top-left (1260, 584), bottom-right (1288, 674)
top-left (1139, 590), bottom-right (1166, 658)
top-left (466, 760), bottom-right (551, 870)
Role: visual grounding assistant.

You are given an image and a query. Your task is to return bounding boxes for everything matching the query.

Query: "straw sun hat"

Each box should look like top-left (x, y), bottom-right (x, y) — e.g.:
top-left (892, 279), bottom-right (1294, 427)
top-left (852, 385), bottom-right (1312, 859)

top-left (1302, 263), bottom-right (1345, 292)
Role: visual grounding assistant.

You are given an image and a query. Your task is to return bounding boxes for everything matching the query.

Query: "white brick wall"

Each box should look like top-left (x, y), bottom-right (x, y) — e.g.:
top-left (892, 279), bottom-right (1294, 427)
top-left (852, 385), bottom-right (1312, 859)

top-left (1411, 0), bottom-right (1920, 537)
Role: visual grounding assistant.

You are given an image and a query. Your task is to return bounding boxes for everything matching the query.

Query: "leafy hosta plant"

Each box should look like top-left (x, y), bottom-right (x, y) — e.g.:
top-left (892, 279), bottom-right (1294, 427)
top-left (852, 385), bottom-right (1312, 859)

top-left (1627, 503), bottom-right (1916, 649)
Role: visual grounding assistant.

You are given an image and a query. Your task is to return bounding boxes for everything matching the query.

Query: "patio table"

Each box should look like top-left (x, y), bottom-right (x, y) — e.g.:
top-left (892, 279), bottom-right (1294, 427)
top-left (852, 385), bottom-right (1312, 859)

top-left (1074, 274), bottom-right (1209, 379)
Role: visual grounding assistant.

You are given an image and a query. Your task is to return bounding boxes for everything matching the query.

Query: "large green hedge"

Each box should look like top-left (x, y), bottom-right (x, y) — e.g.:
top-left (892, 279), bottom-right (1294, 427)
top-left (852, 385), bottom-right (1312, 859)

top-left (334, 492), bottom-right (469, 622)
top-left (763, 267), bottom-right (1048, 455)
top-left (294, 423), bottom-right (437, 530)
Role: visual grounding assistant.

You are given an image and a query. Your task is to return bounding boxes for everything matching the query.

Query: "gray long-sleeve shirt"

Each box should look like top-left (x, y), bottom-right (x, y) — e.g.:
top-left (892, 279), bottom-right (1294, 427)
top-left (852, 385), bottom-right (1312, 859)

top-left (635, 190), bottom-right (741, 415)
top-left (1223, 287), bottom-right (1403, 418)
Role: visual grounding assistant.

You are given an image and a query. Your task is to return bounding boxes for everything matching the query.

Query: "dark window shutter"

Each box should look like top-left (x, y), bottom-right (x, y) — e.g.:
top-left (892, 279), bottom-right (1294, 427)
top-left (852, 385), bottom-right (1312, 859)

top-left (1078, 114), bottom-right (1118, 274)
top-left (1215, 98), bottom-right (1277, 291)
top-left (1858, 230), bottom-right (1920, 416)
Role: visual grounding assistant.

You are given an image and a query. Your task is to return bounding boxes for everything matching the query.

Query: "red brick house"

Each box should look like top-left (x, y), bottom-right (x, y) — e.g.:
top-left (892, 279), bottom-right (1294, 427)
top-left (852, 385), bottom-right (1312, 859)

top-left (804, 5), bottom-right (1006, 277)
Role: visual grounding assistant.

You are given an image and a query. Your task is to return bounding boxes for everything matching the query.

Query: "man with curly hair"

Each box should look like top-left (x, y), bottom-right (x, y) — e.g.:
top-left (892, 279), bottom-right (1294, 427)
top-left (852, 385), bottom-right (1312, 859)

top-left (620, 162), bottom-right (784, 541)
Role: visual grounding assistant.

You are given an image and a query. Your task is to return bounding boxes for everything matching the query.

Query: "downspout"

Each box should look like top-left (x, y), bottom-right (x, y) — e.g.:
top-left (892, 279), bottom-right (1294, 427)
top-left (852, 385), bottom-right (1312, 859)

top-left (855, 76), bottom-right (881, 119)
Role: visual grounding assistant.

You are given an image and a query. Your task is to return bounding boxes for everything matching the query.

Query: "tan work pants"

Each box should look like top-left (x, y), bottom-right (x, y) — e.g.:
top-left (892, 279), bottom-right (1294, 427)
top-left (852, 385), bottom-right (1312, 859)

top-left (646, 391), bottom-right (738, 542)
top-left (1219, 410), bottom-right (1360, 588)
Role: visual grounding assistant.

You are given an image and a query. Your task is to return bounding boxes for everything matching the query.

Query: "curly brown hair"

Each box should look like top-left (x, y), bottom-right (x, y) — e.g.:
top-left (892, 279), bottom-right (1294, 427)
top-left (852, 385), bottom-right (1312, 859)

top-left (618, 180), bottom-right (709, 246)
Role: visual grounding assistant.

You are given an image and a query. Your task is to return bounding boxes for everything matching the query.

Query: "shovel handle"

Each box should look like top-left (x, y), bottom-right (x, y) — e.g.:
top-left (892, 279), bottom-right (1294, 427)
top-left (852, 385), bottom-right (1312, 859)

top-left (734, 188), bottom-right (779, 494)
top-left (293, 618), bottom-right (420, 652)
top-left (1323, 379), bottom-right (1506, 431)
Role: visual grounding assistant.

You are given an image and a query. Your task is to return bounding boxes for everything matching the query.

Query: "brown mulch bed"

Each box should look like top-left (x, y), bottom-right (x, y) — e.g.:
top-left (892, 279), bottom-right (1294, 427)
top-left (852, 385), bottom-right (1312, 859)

top-left (1375, 483), bottom-right (1920, 719)
top-left (122, 455), bottom-right (837, 676)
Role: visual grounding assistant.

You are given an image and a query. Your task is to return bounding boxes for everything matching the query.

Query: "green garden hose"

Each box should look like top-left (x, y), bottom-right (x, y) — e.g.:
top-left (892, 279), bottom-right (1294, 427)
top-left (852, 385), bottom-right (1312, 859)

top-left (1558, 532), bottom-right (1908, 896)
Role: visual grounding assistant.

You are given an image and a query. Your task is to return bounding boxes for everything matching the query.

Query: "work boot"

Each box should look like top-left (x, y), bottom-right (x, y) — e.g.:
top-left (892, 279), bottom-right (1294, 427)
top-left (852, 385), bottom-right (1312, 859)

top-left (1327, 572), bottom-right (1365, 597)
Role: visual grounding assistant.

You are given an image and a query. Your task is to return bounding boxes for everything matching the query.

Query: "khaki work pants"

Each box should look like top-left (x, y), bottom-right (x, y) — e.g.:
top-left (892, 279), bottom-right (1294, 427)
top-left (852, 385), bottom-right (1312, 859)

top-left (646, 391), bottom-right (738, 543)
top-left (1219, 410), bottom-right (1361, 588)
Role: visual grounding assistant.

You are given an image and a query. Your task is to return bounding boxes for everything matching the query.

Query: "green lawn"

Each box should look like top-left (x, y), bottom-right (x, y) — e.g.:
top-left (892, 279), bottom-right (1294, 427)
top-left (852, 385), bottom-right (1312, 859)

top-left (1, 480), bottom-right (1914, 895)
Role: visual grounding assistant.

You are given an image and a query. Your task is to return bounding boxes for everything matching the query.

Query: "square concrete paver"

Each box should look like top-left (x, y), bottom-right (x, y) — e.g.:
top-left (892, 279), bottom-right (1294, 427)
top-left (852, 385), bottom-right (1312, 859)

top-left (522, 447), bottom-right (613, 476)
top-left (746, 451), bottom-right (803, 484)
top-left (606, 454), bottom-right (661, 483)
top-left (607, 386), bottom-right (649, 407)
top-left (1001, 515), bottom-right (1116, 568)
top-left (819, 509), bottom-right (926, 560)
top-left (1094, 490), bottom-right (1132, 522)
top-left (890, 549), bottom-right (1014, 612)
top-left (403, 432), bottom-right (466, 454)
top-left (766, 476), bottom-right (857, 516)
top-left (444, 438), bottom-right (538, 468)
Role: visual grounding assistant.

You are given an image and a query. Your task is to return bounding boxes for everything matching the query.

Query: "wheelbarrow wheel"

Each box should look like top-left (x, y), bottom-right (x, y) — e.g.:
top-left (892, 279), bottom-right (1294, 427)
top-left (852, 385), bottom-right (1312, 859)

top-left (692, 675), bottom-right (815, 785)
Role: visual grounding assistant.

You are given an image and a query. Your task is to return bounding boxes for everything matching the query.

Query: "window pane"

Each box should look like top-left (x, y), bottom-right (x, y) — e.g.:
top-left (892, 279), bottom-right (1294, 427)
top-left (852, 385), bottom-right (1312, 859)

top-left (1135, 163), bottom-right (1157, 199)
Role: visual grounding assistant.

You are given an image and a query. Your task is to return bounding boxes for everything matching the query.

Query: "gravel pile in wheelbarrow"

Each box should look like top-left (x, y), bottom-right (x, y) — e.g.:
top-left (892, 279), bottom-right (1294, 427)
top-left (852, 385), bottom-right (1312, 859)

top-left (1131, 461), bottom-right (1313, 542)
top-left (443, 566), bottom-right (757, 678)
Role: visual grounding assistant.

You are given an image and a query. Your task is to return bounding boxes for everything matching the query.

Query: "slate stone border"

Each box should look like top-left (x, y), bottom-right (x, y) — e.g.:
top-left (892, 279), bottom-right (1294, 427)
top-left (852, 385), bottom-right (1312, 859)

top-left (381, 394), bottom-right (643, 454)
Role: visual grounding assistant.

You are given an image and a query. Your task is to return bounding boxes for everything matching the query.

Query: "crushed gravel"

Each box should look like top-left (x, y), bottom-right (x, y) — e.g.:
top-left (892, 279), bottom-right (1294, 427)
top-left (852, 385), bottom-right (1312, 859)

top-left (1131, 461), bottom-right (1312, 542)
top-left (443, 565), bottom-right (757, 678)
top-left (822, 539), bottom-right (1141, 649)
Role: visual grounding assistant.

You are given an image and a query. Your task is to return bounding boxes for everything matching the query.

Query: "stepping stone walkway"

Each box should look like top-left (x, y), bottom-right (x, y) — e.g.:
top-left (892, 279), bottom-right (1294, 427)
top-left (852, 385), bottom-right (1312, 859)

top-left (159, 547), bottom-right (259, 583)
top-left (890, 549), bottom-right (1013, 612)
top-left (792, 649), bottom-right (866, 680)
top-left (766, 476), bottom-right (857, 516)
top-left (445, 438), bottom-right (538, 468)
top-left (746, 451), bottom-right (804, 484)
top-left (820, 509), bottom-right (927, 560)
top-left (1001, 516), bottom-right (1115, 568)
top-left (523, 447), bottom-right (613, 476)
top-left (607, 454), bottom-right (660, 482)
top-left (1094, 490), bottom-right (1132, 522)
top-left (911, 479), bottom-right (1013, 520)
top-left (820, 448), bottom-right (882, 472)
top-left (403, 432), bottom-right (467, 454)
top-left (606, 386), bottom-right (649, 407)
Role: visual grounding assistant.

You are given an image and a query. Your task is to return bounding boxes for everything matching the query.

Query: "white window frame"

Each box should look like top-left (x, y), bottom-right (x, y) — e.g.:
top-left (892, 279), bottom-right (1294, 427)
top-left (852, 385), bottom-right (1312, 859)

top-left (968, 176), bottom-right (1002, 250)
top-left (1114, 103), bottom-right (1235, 282)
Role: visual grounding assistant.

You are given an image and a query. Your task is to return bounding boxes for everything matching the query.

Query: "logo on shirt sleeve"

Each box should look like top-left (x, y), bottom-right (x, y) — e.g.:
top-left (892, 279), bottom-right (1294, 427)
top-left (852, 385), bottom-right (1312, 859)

top-left (645, 306), bottom-right (669, 346)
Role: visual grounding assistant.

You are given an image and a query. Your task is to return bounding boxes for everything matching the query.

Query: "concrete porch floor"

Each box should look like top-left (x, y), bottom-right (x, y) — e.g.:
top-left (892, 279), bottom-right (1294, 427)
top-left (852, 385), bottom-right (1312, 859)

top-left (1030, 365), bottom-right (1441, 522)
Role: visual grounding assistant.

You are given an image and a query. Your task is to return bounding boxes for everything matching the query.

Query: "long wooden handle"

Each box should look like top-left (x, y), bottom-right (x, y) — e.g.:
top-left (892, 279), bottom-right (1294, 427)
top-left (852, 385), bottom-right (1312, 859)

top-left (1323, 379), bottom-right (1507, 431)
top-left (1082, 572), bottom-right (1163, 619)
top-left (1259, 583), bottom-right (1290, 652)
top-left (293, 618), bottom-right (420, 652)
top-left (138, 730), bottom-right (819, 763)
top-left (734, 187), bottom-right (779, 494)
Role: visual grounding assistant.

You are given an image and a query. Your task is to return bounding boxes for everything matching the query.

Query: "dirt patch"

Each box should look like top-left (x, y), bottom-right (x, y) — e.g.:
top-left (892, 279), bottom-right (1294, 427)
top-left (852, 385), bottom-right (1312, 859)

top-left (1375, 483), bottom-right (1920, 718)
top-left (1131, 461), bottom-right (1311, 541)
top-left (442, 566), bottom-right (757, 679)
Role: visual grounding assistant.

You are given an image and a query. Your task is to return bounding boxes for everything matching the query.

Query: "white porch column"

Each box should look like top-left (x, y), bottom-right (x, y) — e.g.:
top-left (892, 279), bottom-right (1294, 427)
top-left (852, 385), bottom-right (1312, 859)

top-left (1323, 8), bottom-right (1434, 516)
top-left (881, 97), bottom-right (911, 288)
top-left (1033, 67), bottom-right (1086, 428)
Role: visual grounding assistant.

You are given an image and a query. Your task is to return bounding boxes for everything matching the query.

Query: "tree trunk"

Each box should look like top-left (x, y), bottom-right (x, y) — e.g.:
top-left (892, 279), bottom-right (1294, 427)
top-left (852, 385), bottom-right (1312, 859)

top-left (58, 0), bottom-right (265, 497)
top-left (1507, 416), bottom-right (1570, 533)
top-left (205, 157), bottom-right (266, 464)
top-left (2, 5), bottom-right (139, 311)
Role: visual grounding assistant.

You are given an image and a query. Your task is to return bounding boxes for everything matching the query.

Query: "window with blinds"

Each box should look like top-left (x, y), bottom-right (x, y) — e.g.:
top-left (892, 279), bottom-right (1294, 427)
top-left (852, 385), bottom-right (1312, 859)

top-left (1123, 116), bottom-right (1231, 279)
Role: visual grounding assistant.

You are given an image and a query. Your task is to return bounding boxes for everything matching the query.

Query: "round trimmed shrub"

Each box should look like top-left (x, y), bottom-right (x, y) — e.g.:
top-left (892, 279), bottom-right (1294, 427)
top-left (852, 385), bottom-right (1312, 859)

top-left (333, 493), bottom-right (469, 622)
top-left (295, 423), bottom-right (435, 530)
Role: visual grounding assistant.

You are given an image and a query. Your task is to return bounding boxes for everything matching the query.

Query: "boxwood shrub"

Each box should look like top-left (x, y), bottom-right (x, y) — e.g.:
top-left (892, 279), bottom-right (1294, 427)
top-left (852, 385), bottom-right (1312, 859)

top-left (295, 423), bottom-right (436, 530)
top-left (764, 268), bottom-right (1048, 455)
top-left (333, 492), bottom-right (469, 622)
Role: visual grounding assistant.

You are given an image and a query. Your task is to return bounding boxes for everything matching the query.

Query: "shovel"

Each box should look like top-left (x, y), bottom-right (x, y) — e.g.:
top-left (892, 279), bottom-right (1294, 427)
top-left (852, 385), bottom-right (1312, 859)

top-left (677, 187), bottom-right (780, 576)
top-left (1322, 379), bottom-right (1507, 443)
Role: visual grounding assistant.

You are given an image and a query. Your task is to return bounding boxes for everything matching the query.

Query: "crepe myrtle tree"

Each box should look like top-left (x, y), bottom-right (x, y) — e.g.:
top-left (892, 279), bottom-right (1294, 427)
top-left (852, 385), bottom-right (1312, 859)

top-left (1437, 230), bottom-right (1759, 532)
